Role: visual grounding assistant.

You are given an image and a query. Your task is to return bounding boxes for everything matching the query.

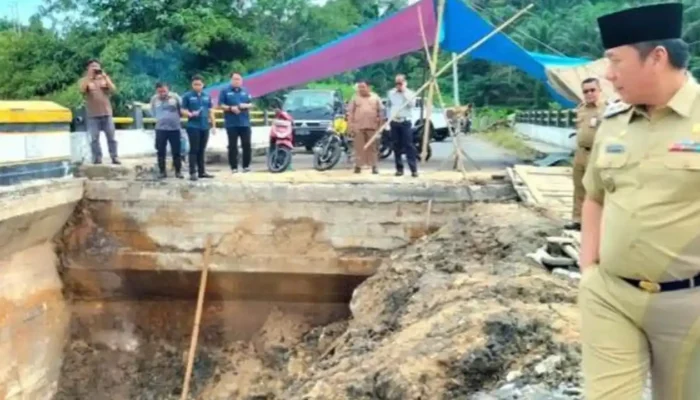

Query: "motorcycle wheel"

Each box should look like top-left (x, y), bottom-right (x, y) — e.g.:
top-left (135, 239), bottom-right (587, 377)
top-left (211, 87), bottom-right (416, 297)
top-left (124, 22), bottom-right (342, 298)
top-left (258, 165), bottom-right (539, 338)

top-left (416, 143), bottom-right (432, 162)
top-left (379, 144), bottom-right (392, 159)
top-left (313, 135), bottom-right (343, 171)
top-left (267, 146), bottom-right (292, 173)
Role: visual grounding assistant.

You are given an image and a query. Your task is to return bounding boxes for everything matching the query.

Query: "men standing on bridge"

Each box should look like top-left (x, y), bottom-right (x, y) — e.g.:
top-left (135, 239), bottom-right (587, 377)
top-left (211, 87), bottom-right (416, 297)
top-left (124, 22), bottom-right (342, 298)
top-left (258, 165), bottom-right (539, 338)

top-left (566, 77), bottom-right (605, 231)
top-left (150, 82), bottom-right (183, 179)
top-left (387, 74), bottom-right (418, 177)
top-left (182, 75), bottom-right (216, 181)
top-left (219, 73), bottom-right (254, 173)
top-left (580, 4), bottom-right (700, 399)
top-left (348, 79), bottom-right (383, 174)
top-left (79, 59), bottom-right (120, 165)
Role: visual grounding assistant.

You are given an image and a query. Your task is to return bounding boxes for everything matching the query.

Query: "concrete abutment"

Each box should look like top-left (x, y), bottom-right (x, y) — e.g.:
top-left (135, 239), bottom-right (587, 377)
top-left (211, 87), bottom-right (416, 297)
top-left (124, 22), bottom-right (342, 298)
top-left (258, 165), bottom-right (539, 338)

top-left (0, 170), bottom-right (517, 398)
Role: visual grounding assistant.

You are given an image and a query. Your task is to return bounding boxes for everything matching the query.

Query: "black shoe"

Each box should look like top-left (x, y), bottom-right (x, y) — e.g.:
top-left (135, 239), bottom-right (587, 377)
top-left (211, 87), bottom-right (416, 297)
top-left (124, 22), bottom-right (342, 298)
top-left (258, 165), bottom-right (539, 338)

top-left (243, 167), bottom-right (251, 173)
top-left (372, 167), bottom-right (379, 175)
top-left (354, 167), bottom-right (361, 174)
top-left (190, 174), bottom-right (198, 181)
top-left (564, 222), bottom-right (581, 231)
top-left (158, 171), bottom-right (167, 179)
top-left (411, 171), bottom-right (418, 178)
top-left (94, 159), bottom-right (102, 165)
top-left (232, 168), bottom-right (239, 174)
top-left (112, 158), bottom-right (121, 165)
top-left (395, 170), bottom-right (404, 177)
top-left (199, 173), bottom-right (214, 179)
top-left (175, 172), bottom-right (184, 179)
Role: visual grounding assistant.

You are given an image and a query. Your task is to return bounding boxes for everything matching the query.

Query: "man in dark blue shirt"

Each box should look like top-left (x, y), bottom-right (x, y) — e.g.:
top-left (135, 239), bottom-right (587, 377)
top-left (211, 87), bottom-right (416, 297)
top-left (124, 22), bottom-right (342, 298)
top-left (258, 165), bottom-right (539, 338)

top-left (218, 73), bottom-right (254, 173)
top-left (181, 75), bottom-right (216, 181)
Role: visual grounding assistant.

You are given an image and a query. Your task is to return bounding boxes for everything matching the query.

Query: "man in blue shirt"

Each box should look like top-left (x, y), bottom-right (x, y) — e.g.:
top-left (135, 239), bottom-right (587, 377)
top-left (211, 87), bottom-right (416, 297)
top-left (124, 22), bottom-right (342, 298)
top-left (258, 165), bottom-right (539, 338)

top-left (181, 75), bottom-right (216, 181)
top-left (218, 73), bottom-right (254, 173)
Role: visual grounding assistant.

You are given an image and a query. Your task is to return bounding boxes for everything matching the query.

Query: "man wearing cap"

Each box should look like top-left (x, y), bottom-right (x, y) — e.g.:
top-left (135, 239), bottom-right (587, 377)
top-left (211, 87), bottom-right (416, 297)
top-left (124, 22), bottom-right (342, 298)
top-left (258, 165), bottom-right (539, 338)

top-left (579, 3), bottom-right (700, 399)
top-left (567, 77), bottom-right (605, 231)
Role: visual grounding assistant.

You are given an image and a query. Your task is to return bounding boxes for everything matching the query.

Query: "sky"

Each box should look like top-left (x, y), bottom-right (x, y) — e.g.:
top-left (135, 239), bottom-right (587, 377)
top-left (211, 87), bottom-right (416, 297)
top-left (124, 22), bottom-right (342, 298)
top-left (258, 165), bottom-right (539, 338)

top-left (0, 0), bottom-right (44, 23)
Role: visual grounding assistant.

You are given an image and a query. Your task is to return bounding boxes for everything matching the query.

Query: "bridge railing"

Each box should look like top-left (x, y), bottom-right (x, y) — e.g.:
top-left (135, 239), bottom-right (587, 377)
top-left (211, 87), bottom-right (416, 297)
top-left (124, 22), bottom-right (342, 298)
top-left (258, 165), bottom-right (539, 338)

top-left (515, 109), bottom-right (577, 128)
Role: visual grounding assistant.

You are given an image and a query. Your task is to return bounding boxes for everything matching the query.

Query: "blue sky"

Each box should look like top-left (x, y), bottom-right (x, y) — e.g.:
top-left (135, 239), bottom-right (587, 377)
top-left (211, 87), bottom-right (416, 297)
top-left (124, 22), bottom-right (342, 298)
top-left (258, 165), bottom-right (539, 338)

top-left (1, 0), bottom-right (43, 23)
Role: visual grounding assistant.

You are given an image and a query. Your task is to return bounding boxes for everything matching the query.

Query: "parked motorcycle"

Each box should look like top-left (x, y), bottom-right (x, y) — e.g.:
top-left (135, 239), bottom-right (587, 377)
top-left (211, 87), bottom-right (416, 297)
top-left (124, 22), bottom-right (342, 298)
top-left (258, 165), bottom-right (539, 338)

top-left (267, 110), bottom-right (294, 173)
top-left (313, 115), bottom-right (352, 171)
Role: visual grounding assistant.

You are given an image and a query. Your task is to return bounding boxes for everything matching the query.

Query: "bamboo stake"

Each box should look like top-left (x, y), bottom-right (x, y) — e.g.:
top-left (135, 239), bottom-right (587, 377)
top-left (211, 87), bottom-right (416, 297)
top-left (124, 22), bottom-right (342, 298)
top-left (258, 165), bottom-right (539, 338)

top-left (425, 199), bottom-right (433, 231)
top-left (421, 0), bottom-right (445, 162)
top-left (364, 3), bottom-right (534, 150)
top-left (180, 234), bottom-right (214, 400)
top-left (417, 6), bottom-right (477, 177)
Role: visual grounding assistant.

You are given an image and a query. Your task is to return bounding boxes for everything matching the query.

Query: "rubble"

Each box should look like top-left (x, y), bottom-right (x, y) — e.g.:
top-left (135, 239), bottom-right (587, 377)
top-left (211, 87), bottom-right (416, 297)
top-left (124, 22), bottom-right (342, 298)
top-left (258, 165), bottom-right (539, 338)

top-left (57, 203), bottom-right (592, 399)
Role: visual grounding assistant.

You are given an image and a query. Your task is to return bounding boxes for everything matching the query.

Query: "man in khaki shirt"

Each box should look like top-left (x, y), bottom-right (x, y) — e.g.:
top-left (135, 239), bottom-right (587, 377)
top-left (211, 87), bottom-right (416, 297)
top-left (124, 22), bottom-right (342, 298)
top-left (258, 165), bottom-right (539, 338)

top-left (579, 3), bottom-right (700, 399)
top-left (566, 77), bottom-right (605, 231)
top-left (79, 59), bottom-right (120, 165)
top-left (347, 80), bottom-right (383, 174)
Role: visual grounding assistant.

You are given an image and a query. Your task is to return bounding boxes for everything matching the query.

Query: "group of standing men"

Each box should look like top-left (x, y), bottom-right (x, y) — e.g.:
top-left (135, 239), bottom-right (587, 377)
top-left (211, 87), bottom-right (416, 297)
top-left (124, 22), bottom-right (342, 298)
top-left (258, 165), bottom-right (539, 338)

top-left (346, 74), bottom-right (420, 177)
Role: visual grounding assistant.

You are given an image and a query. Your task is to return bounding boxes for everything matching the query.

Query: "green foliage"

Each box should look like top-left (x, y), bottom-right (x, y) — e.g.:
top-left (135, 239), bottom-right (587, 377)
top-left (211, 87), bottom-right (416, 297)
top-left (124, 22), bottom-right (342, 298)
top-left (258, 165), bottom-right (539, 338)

top-left (1, 0), bottom-right (699, 116)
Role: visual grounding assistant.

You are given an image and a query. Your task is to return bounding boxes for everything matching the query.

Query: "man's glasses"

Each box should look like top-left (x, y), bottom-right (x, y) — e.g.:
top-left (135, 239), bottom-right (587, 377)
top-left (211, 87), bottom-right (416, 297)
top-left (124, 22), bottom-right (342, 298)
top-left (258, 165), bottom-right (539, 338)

top-left (583, 88), bottom-right (597, 94)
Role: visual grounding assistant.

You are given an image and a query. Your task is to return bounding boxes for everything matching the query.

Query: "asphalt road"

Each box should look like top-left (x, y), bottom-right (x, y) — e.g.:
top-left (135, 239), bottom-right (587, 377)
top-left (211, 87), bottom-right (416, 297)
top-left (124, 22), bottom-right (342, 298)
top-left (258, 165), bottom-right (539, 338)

top-left (203, 134), bottom-right (520, 175)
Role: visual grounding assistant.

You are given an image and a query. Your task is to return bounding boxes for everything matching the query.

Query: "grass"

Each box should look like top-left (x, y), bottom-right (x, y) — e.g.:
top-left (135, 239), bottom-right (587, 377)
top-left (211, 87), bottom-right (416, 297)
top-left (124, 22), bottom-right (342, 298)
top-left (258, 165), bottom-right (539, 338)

top-left (475, 128), bottom-right (539, 160)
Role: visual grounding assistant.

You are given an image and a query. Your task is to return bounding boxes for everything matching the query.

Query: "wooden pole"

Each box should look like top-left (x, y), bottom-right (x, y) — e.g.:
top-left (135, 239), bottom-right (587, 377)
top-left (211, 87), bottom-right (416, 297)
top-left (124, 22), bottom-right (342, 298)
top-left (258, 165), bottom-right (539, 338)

top-left (364, 3), bottom-right (534, 150)
top-left (421, 0), bottom-right (445, 162)
top-left (180, 234), bottom-right (214, 400)
top-left (417, 6), bottom-right (477, 176)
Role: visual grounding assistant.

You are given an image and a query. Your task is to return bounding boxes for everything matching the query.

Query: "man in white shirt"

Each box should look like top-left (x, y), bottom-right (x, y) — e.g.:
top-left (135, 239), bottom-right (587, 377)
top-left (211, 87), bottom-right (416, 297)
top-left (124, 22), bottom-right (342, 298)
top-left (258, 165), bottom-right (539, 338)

top-left (386, 74), bottom-right (418, 177)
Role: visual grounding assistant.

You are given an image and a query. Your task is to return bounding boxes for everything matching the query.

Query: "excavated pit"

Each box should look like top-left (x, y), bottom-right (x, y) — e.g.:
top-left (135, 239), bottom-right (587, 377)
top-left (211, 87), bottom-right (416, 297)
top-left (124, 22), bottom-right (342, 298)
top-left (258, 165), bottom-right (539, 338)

top-left (1, 171), bottom-right (589, 400)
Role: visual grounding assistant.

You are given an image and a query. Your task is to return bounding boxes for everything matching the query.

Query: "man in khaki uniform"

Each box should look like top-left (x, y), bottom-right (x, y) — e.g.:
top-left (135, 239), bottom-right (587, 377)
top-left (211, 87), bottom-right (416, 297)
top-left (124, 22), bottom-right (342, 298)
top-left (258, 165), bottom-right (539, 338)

top-left (348, 79), bottom-right (383, 174)
top-left (579, 3), bottom-right (700, 399)
top-left (566, 78), bottom-right (605, 231)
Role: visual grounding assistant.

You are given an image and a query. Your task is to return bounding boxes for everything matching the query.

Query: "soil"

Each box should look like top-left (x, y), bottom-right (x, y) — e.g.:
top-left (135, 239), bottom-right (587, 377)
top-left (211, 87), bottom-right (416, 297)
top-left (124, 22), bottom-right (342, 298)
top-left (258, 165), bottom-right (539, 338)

top-left (55, 203), bottom-right (586, 400)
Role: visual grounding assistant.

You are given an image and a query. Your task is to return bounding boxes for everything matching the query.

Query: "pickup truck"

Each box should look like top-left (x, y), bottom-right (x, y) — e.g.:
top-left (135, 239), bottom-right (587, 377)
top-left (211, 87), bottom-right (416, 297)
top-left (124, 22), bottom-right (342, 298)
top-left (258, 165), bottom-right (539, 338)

top-left (282, 89), bottom-right (345, 151)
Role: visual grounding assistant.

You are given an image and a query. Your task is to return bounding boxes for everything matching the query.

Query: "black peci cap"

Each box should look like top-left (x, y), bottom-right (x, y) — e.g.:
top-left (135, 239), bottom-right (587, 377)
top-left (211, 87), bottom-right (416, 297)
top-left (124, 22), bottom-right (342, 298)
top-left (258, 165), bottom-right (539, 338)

top-left (597, 3), bottom-right (684, 49)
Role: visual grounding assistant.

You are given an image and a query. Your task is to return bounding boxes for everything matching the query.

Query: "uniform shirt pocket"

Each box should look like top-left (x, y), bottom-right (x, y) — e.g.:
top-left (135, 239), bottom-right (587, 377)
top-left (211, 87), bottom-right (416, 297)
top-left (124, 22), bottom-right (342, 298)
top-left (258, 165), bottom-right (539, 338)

top-left (663, 153), bottom-right (700, 170)
top-left (594, 143), bottom-right (629, 169)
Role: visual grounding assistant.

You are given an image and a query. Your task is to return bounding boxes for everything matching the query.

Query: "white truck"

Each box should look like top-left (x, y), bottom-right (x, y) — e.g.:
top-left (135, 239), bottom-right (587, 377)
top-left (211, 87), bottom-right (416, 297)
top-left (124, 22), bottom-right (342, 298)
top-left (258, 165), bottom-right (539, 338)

top-left (381, 97), bottom-right (450, 142)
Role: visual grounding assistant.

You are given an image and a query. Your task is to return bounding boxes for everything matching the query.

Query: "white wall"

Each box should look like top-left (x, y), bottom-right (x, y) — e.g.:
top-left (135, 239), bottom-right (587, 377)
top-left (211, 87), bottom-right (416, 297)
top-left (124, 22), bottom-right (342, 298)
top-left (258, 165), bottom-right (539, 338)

top-left (0, 132), bottom-right (72, 164)
top-left (70, 127), bottom-right (270, 163)
top-left (514, 123), bottom-right (576, 152)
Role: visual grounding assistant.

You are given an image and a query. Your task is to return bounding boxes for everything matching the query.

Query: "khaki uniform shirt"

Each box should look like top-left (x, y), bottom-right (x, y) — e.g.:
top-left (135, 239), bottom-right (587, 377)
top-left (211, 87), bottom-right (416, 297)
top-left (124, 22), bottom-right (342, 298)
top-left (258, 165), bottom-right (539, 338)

top-left (80, 76), bottom-right (113, 118)
top-left (348, 93), bottom-right (383, 131)
top-left (583, 78), bottom-right (700, 282)
top-left (575, 101), bottom-right (605, 149)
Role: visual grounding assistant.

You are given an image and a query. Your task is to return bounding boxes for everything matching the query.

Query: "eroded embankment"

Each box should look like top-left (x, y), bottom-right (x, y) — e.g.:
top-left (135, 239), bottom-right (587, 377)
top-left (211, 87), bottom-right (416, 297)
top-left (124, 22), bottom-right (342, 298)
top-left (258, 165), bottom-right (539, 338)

top-left (55, 202), bottom-right (584, 400)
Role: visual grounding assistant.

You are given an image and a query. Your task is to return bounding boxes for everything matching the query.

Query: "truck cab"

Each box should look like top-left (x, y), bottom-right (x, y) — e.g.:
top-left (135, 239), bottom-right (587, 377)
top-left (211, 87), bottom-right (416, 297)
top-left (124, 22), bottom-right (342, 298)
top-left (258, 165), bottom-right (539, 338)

top-left (282, 89), bottom-right (345, 150)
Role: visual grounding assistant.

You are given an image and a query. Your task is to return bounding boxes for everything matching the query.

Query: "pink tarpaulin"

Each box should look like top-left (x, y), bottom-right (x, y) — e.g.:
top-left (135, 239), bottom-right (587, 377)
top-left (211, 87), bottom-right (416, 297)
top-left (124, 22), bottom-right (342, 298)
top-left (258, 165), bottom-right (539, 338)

top-left (209, 0), bottom-right (437, 102)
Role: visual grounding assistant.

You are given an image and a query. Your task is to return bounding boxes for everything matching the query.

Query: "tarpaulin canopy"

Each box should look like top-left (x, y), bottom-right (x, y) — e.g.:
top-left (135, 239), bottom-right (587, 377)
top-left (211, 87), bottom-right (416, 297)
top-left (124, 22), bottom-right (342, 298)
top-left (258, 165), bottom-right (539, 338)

top-left (207, 0), bottom-right (602, 108)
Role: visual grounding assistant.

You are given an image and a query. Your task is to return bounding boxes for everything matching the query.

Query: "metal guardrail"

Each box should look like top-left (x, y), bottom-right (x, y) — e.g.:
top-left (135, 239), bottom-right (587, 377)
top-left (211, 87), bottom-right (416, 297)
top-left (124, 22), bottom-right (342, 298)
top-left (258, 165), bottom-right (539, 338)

top-left (110, 109), bottom-right (271, 129)
top-left (515, 109), bottom-right (577, 128)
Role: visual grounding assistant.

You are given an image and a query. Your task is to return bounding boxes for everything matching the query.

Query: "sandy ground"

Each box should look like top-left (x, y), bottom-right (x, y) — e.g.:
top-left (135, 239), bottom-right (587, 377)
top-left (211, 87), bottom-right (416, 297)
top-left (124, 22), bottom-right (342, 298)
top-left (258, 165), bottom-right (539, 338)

top-left (55, 202), bottom-right (591, 400)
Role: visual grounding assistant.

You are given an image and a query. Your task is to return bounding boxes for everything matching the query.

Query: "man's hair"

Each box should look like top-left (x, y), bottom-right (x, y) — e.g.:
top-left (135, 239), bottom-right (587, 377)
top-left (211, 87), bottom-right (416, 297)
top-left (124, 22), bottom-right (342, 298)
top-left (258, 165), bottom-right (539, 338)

top-left (231, 72), bottom-right (241, 78)
top-left (85, 59), bottom-right (100, 69)
top-left (356, 79), bottom-right (369, 85)
top-left (155, 81), bottom-right (168, 89)
top-left (191, 75), bottom-right (204, 83)
top-left (395, 74), bottom-right (406, 81)
top-left (632, 39), bottom-right (690, 70)
top-left (581, 77), bottom-right (600, 87)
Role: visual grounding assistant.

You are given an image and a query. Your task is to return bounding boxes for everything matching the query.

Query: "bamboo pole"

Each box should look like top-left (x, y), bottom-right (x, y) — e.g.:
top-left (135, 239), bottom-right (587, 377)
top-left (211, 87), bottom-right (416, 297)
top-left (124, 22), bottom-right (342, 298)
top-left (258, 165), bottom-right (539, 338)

top-left (417, 6), bottom-right (476, 177)
top-left (364, 3), bottom-right (534, 150)
top-left (421, 0), bottom-right (445, 162)
top-left (180, 234), bottom-right (214, 400)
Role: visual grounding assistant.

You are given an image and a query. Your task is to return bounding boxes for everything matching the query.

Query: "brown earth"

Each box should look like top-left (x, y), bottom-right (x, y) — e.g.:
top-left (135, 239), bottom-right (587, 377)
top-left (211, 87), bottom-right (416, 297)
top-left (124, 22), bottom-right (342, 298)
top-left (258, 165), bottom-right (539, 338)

top-left (55, 203), bottom-right (584, 400)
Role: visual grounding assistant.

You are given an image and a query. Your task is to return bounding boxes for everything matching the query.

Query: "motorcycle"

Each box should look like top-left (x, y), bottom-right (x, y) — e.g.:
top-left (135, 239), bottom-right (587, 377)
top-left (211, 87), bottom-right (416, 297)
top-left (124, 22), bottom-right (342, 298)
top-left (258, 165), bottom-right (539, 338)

top-left (267, 110), bottom-right (294, 173)
top-left (378, 125), bottom-right (432, 162)
top-left (313, 115), bottom-right (352, 171)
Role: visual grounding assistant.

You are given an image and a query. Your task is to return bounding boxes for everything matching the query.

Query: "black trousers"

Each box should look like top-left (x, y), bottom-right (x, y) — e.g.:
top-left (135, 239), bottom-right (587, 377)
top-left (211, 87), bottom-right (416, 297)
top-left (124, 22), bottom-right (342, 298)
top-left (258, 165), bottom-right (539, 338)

top-left (226, 126), bottom-right (252, 169)
top-left (390, 121), bottom-right (417, 173)
top-left (155, 130), bottom-right (181, 173)
top-left (186, 128), bottom-right (210, 176)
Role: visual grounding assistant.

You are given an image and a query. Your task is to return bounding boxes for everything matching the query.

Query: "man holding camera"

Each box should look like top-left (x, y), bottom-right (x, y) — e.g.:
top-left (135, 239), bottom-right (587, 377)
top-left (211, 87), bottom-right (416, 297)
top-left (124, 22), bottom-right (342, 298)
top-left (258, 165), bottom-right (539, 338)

top-left (79, 59), bottom-right (120, 165)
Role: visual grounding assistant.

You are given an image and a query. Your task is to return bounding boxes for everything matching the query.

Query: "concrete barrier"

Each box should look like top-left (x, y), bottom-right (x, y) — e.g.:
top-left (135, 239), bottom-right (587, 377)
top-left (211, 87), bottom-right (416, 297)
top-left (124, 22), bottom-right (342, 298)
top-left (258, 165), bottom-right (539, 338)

top-left (514, 123), bottom-right (576, 153)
